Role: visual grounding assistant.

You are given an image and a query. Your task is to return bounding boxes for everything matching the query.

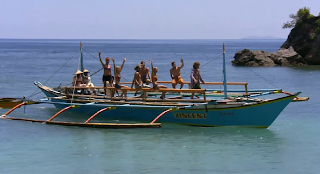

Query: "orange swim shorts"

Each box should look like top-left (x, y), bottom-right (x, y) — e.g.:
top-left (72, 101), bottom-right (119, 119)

top-left (172, 77), bottom-right (184, 84)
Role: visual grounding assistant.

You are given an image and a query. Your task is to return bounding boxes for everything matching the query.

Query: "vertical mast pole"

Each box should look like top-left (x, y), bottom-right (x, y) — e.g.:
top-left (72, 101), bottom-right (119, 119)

top-left (222, 43), bottom-right (228, 99)
top-left (80, 42), bottom-right (84, 72)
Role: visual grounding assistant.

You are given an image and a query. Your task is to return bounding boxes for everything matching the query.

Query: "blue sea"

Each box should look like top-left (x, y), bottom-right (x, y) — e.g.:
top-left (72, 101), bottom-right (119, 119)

top-left (0, 39), bottom-right (319, 174)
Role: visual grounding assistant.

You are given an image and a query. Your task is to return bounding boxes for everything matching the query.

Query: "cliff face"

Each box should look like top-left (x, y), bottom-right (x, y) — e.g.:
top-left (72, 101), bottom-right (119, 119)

top-left (281, 16), bottom-right (320, 65)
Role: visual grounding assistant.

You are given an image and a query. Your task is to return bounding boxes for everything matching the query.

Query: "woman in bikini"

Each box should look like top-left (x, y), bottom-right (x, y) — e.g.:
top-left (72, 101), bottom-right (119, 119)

top-left (148, 60), bottom-right (167, 90)
top-left (112, 57), bottom-right (127, 97)
top-left (149, 60), bottom-right (167, 99)
top-left (99, 52), bottom-right (112, 96)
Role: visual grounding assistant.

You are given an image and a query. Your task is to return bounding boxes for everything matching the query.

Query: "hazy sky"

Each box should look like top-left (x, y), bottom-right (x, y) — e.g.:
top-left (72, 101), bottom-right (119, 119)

top-left (1, 0), bottom-right (319, 39)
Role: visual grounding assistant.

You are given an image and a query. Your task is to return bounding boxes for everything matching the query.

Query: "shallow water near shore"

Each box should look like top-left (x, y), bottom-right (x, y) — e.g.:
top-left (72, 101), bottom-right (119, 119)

top-left (0, 39), bottom-right (319, 174)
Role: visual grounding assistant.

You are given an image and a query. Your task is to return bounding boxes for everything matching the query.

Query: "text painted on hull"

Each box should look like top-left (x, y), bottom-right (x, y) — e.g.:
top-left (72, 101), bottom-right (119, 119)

top-left (219, 112), bottom-right (234, 116)
top-left (173, 113), bottom-right (207, 119)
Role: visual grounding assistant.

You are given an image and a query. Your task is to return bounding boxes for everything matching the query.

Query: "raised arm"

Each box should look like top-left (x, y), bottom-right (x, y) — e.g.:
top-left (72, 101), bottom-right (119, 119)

top-left (112, 58), bottom-right (116, 75)
top-left (98, 52), bottom-right (104, 66)
top-left (149, 60), bottom-right (154, 76)
top-left (120, 58), bottom-right (126, 71)
top-left (179, 58), bottom-right (184, 69)
top-left (147, 68), bottom-right (151, 80)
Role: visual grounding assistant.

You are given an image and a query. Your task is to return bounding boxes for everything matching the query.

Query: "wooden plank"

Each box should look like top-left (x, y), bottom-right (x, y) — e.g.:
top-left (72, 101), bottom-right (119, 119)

top-left (64, 94), bottom-right (213, 103)
top-left (158, 88), bottom-right (206, 93)
top-left (64, 86), bottom-right (206, 93)
top-left (1, 117), bottom-right (161, 128)
top-left (53, 97), bottom-right (209, 105)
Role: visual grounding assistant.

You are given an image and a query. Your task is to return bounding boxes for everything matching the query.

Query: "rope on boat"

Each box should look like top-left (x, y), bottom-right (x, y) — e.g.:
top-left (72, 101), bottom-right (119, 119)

top-left (27, 51), bottom-right (80, 99)
top-left (180, 53), bottom-right (223, 79)
top-left (225, 53), bottom-right (279, 89)
top-left (282, 91), bottom-right (299, 99)
top-left (70, 52), bottom-right (83, 104)
top-left (82, 47), bottom-right (99, 61)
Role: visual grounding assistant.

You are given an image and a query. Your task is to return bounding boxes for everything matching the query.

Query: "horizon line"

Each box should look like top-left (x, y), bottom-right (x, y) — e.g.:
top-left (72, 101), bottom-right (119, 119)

top-left (0, 38), bottom-right (286, 40)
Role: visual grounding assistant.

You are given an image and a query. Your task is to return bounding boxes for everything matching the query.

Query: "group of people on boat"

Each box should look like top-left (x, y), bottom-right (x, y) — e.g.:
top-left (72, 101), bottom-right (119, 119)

top-left (72, 52), bottom-right (205, 97)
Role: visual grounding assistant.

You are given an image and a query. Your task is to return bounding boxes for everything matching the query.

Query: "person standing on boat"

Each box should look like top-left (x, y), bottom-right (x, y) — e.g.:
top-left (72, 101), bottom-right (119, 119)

top-left (112, 57), bottom-right (128, 97)
top-left (149, 60), bottom-right (167, 90)
top-left (170, 58), bottom-right (184, 89)
top-left (131, 65), bottom-right (151, 97)
top-left (149, 60), bottom-right (167, 99)
top-left (190, 62), bottom-right (205, 99)
top-left (139, 61), bottom-right (151, 86)
top-left (82, 69), bottom-right (96, 95)
top-left (99, 52), bottom-right (112, 95)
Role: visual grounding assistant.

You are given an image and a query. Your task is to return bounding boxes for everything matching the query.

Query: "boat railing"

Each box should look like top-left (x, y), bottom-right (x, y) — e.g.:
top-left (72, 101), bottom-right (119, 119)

top-left (63, 86), bottom-right (209, 103)
top-left (119, 81), bottom-right (248, 93)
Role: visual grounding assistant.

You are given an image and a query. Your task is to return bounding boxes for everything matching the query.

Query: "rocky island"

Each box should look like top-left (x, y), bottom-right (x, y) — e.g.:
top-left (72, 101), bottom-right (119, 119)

top-left (233, 7), bottom-right (320, 66)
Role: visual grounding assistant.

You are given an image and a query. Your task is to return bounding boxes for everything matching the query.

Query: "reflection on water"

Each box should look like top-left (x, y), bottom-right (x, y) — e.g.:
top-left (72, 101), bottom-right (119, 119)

top-left (289, 65), bottom-right (320, 71)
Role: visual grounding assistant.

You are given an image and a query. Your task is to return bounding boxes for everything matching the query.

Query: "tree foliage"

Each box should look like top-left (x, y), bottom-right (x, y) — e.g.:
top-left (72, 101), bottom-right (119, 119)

top-left (282, 7), bottom-right (311, 29)
top-left (316, 19), bottom-right (320, 33)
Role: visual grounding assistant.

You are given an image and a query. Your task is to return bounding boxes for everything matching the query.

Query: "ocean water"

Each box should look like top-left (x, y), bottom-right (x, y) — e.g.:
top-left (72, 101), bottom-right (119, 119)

top-left (0, 39), bottom-right (319, 174)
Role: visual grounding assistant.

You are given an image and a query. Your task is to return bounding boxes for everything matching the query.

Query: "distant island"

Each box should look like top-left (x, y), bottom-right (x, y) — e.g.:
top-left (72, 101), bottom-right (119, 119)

top-left (240, 36), bottom-right (285, 40)
top-left (233, 7), bottom-right (320, 66)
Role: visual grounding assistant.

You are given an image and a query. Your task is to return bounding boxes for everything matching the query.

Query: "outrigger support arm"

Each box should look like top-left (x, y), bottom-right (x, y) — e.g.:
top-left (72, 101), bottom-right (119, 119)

top-left (150, 107), bottom-right (180, 124)
top-left (47, 105), bottom-right (80, 122)
top-left (0, 102), bottom-right (26, 118)
top-left (84, 107), bottom-right (116, 124)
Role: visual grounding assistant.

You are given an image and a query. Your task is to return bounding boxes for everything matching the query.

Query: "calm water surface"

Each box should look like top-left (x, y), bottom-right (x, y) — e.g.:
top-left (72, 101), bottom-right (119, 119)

top-left (0, 39), bottom-right (319, 174)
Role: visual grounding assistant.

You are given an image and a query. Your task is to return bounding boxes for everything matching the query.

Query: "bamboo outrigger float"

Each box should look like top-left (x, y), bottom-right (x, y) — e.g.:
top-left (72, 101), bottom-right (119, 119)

top-left (0, 102), bottom-right (162, 128)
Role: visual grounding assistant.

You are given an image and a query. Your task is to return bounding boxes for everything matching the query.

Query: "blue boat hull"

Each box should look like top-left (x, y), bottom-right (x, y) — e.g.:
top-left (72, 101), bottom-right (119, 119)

top-left (49, 96), bottom-right (293, 128)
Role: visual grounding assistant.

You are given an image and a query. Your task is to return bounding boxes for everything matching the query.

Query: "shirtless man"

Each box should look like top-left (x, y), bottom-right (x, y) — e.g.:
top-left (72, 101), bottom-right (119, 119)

top-left (170, 58), bottom-right (184, 89)
top-left (139, 61), bottom-right (151, 85)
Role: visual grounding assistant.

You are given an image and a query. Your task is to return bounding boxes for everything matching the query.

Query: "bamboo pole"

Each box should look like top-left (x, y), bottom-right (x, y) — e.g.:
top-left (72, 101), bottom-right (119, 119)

top-left (47, 105), bottom-right (76, 121)
top-left (84, 107), bottom-right (115, 124)
top-left (0, 102), bottom-right (26, 118)
top-left (150, 109), bottom-right (172, 124)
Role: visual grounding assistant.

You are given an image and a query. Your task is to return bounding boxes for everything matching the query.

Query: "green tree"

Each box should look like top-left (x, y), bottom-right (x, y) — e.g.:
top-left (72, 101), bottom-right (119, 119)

top-left (282, 7), bottom-right (311, 29)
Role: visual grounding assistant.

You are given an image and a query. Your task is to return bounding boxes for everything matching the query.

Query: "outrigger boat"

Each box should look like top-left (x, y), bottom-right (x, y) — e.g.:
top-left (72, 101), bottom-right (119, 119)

top-left (1, 43), bottom-right (309, 128)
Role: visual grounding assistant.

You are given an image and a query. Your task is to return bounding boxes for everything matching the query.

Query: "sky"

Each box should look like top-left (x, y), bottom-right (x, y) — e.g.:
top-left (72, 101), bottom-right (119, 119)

top-left (0, 0), bottom-right (320, 39)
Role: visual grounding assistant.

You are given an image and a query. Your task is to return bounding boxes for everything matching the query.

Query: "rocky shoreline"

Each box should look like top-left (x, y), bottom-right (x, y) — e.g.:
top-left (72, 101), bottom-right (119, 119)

top-left (232, 9), bottom-right (320, 66)
top-left (232, 47), bottom-right (307, 67)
